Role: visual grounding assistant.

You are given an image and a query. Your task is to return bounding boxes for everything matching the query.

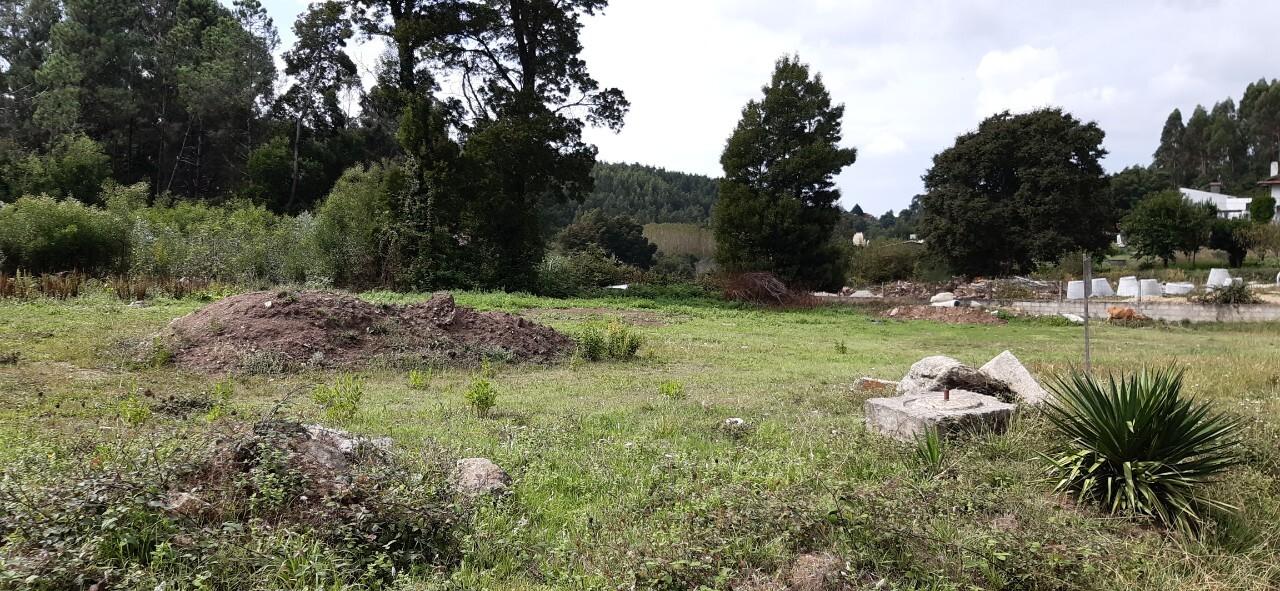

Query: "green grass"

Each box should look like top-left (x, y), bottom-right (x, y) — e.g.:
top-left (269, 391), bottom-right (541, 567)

top-left (2, 291), bottom-right (1279, 589)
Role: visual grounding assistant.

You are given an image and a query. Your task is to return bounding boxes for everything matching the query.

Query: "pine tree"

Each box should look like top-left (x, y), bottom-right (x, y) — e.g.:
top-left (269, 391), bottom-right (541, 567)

top-left (712, 55), bottom-right (857, 289)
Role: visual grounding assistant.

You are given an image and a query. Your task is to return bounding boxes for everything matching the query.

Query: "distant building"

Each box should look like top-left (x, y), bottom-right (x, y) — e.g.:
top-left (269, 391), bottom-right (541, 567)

top-left (1256, 161), bottom-right (1280, 223)
top-left (1179, 182), bottom-right (1252, 219)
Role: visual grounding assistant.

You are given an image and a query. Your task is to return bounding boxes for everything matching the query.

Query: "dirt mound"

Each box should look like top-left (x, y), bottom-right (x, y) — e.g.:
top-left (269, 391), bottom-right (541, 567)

top-left (882, 305), bottom-right (1006, 325)
top-left (168, 290), bottom-right (573, 372)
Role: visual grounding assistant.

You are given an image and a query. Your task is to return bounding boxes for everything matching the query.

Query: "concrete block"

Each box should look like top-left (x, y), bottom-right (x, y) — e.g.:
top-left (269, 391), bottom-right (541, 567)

top-left (1139, 279), bottom-right (1161, 296)
top-left (1116, 276), bottom-right (1139, 297)
top-left (1066, 281), bottom-right (1085, 300)
top-left (930, 292), bottom-right (956, 303)
top-left (1208, 268), bottom-right (1232, 288)
top-left (1164, 282), bottom-right (1194, 296)
top-left (1091, 278), bottom-right (1114, 297)
top-left (855, 377), bottom-right (898, 393)
top-left (865, 390), bottom-right (1016, 442)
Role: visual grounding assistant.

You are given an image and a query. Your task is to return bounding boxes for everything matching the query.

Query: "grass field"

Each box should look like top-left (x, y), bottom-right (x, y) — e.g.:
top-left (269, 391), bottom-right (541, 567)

top-left (1, 292), bottom-right (1279, 589)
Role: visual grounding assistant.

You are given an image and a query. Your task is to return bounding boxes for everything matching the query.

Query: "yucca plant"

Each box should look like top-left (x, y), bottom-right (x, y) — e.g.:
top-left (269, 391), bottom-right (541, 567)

top-left (1043, 367), bottom-right (1242, 529)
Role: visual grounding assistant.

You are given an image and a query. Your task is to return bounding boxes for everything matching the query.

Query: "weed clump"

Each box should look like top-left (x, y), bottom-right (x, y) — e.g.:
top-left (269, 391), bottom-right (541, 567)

top-left (575, 321), bottom-right (644, 361)
top-left (312, 373), bottom-right (365, 423)
top-left (0, 423), bottom-right (463, 590)
top-left (659, 380), bottom-right (685, 400)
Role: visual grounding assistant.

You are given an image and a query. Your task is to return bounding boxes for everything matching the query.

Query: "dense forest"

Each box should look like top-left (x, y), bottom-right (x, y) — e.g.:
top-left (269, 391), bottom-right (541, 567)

top-left (544, 162), bottom-right (719, 229)
top-left (0, 0), bottom-right (643, 292)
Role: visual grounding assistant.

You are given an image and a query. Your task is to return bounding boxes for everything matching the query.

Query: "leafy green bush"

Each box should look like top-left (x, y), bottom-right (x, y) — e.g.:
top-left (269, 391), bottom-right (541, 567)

top-left (465, 375), bottom-right (498, 416)
top-left (575, 321), bottom-right (643, 361)
top-left (1044, 367), bottom-right (1243, 529)
top-left (8, 132), bottom-right (110, 203)
top-left (0, 194), bottom-right (129, 274)
top-left (312, 373), bottom-right (365, 423)
top-left (537, 248), bottom-right (635, 297)
top-left (312, 163), bottom-right (400, 288)
top-left (127, 197), bottom-right (320, 284)
top-left (847, 241), bottom-right (926, 285)
top-left (606, 321), bottom-right (644, 359)
top-left (574, 324), bottom-right (608, 361)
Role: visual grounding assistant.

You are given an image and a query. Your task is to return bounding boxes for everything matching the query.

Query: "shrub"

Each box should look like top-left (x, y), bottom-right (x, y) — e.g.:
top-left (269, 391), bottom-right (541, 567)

top-left (658, 380), bottom-right (685, 400)
top-left (649, 252), bottom-right (698, 283)
top-left (537, 248), bottom-right (635, 297)
top-left (312, 163), bottom-right (400, 288)
top-left (407, 368), bottom-right (434, 390)
top-left (847, 241), bottom-right (926, 284)
top-left (465, 376), bottom-right (498, 416)
top-left (1043, 367), bottom-right (1243, 529)
top-left (117, 390), bottom-right (153, 426)
top-left (574, 324), bottom-right (608, 361)
top-left (575, 322), bottom-right (643, 361)
top-left (204, 380), bottom-right (234, 422)
top-left (0, 194), bottom-right (129, 274)
top-left (1194, 283), bottom-right (1260, 305)
top-left (556, 209), bottom-right (658, 269)
top-left (312, 373), bottom-right (365, 423)
top-left (606, 321), bottom-right (643, 360)
top-left (9, 132), bottom-right (110, 203)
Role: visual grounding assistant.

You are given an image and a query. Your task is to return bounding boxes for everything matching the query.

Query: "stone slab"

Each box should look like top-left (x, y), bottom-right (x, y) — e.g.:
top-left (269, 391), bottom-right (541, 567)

top-left (979, 350), bottom-right (1050, 406)
top-left (865, 390), bottom-right (1015, 442)
top-left (855, 377), bottom-right (899, 393)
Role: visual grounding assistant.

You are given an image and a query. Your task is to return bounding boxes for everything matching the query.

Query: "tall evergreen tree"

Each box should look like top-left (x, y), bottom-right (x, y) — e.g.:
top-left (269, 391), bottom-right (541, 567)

top-left (1152, 109), bottom-right (1187, 185)
top-left (712, 55), bottom-right (857, 289)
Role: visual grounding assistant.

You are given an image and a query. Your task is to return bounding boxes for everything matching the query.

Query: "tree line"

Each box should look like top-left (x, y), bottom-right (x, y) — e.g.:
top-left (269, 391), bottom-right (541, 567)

top-left (1, 0), bottom-right (628, 291)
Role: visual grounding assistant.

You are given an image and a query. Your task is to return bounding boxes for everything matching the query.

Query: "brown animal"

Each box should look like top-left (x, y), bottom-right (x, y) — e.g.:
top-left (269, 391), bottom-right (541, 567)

top-left (1107, 306), bottom-right (1148, 321)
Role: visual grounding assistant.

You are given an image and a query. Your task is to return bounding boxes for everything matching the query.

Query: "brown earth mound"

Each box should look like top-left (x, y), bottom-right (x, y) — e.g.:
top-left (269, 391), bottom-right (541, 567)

top-left (882, 305), bottom-right (1007, 325)
top-left (167, 290), bottom-right (573, 372)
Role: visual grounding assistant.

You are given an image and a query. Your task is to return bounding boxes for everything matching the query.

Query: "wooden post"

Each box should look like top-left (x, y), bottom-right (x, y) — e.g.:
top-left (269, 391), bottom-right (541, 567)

top-left (1082, 253), bottom-right (1092, 373)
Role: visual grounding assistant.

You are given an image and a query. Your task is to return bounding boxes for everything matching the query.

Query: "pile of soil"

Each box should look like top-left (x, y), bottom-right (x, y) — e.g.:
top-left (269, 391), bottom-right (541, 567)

top-left (882, 305), bottom-right (1007, 325)
top-left (167, 290), bottom-right (573, 372)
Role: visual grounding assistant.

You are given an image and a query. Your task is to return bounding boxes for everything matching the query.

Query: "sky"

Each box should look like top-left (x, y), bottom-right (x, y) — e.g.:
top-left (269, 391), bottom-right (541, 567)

top-left (256, 0), bottom-right (1280, 215)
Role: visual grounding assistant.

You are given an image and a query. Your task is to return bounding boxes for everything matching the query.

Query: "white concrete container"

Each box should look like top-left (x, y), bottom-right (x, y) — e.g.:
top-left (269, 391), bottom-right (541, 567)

top-left (1091, 278), bottom-right (1114, 297)
top-left (1116, 276), bottom-right (1139, 297)
top-left (1139, 279), bottom-right (1162, 297)
top-left (1207, 268), bottom-right (1232, 288)
top-left (1164, 282), bottom-right (1194, 296)
top-left (1066, 281), bottom-right (1085, 300)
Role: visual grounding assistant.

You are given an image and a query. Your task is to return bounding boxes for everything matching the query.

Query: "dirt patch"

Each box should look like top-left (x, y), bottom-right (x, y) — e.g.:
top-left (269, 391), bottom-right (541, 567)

top-left (882, 305), bottom-right (1007, 325)
top-left (167, 290), bottom-right (574, 373)
top-left (522, 307), bottom-right (671, 327)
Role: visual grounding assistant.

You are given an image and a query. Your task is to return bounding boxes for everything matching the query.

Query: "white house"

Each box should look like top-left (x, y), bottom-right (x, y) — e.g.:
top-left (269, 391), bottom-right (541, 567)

top-left (1179, 182), bottom-right (1252, 219)
top-left (1257, 161), bottom-right (1280, 223)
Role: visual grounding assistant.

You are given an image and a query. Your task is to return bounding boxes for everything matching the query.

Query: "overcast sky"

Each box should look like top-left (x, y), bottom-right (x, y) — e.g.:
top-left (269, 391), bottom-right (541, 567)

top-left (258, 0), bottom-right (1280, 214)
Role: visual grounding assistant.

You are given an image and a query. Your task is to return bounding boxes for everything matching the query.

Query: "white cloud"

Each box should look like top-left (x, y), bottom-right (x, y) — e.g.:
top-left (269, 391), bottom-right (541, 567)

top-left (974, 46), bottom-right (1063, 116)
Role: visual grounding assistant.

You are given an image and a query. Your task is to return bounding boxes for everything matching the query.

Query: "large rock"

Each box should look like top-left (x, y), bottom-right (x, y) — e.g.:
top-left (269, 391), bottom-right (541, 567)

top-left (865, 389), bottom-right (1015, 442)
top-left (452, 457), bottom-right (511, 498)
top-left (298, 424), bottom-right (393, 473)
top-left (979, 351), bottom-right (1050, 406)
top-left (896, 356), bottom-right (1015, 402)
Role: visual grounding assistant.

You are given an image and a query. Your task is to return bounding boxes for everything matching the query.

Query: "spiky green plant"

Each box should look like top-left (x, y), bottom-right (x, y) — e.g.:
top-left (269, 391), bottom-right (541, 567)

top-left (913, 429), bottom-right (945, 477)
top-left (1043, 367), bottom-right (1242, 529)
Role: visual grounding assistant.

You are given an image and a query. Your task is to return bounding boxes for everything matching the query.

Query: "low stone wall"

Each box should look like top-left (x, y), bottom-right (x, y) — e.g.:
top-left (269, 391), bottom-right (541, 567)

top-left (995, 300), bottom-right (1280, 323)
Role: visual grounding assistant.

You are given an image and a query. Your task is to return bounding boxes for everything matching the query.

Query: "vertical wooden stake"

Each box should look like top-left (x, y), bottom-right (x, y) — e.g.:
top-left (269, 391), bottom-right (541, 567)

top-left (1083, 253), bottom-right (1092, 374)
